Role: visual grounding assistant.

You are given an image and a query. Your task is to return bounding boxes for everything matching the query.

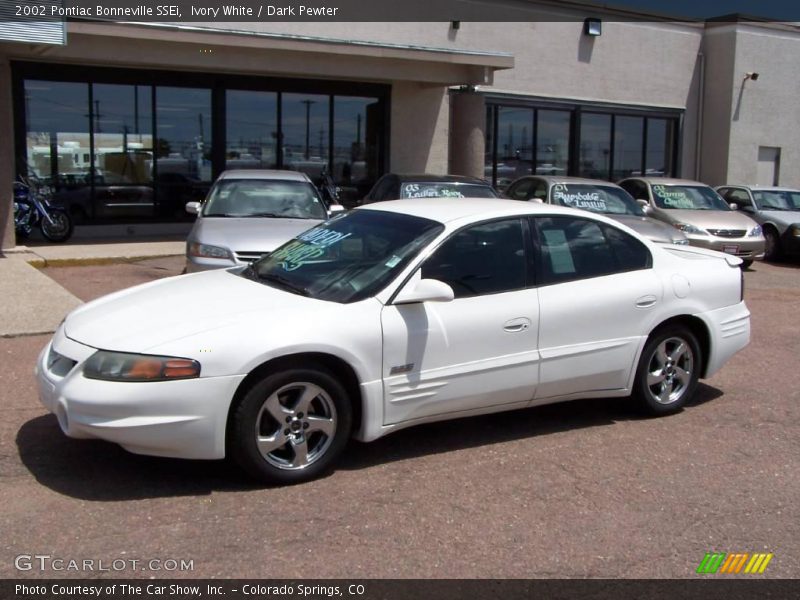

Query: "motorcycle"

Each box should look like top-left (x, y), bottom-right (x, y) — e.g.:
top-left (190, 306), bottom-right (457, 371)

top-left (14, 176), bottom-right (74, 243)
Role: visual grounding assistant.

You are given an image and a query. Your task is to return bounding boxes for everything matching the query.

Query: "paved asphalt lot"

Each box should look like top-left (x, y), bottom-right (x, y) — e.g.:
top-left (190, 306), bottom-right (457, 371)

top-left (0, 257), bottom-right (798, 579)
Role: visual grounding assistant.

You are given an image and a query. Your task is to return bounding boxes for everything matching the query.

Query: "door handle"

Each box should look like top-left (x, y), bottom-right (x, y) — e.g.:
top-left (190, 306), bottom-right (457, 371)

top-left (635, 294), bottom-right (657, 308)
top-left (503, 317), bottom-right (531, 332)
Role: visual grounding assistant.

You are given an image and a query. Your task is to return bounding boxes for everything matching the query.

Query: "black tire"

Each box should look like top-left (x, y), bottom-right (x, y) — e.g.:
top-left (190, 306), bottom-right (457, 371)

top-left (740, 259), bottom-right (753, 270)
top-left (632, 326), bottom-right (701, 416)
top-left (40, 210), bottom-right (74, 243)
top-left (229, 367), bottom-right (352, 484)
top-left (763, 227), bottom-right (782, 262)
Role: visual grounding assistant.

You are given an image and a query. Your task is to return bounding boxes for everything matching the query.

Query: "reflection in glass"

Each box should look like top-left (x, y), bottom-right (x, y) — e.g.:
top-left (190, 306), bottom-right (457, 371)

top-left (579, 113), bottom-right (612, 179)
top-left (226, 90), bottom-right (278, 170)
top-left (612, 116), bottom-right (644, 180)
top-left (537, 110), bottom-right (570, 176)
top-left (646, 118), bottom-right (674, 177)
top-left (156, 87), bottom-right (212, 182)
top-left (282, 93), bottom-right (330, 180)
top-left (496, 107), bottom-right (533, 190)
top-left (333, 96), bottom-right (379, 204)
top-left (24, 80), bottom-right (90, 185)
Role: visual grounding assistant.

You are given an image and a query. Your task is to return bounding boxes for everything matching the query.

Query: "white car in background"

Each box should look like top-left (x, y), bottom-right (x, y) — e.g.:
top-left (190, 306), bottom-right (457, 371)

top-left (184, 169), bottom-right (344, 272)
top-left (36, 199), bottom-right (750, 484)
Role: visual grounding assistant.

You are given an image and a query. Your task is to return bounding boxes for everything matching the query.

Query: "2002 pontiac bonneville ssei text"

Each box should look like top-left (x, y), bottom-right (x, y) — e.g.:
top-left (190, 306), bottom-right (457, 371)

top-left (36, 199), bottom-right (750, 484)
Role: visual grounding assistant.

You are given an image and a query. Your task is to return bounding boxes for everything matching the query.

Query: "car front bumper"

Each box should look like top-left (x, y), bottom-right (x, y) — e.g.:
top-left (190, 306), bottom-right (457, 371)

top-left (684, 235), bottom-right (765, 261)
top-left (35, 327), bottom-right (246, 460)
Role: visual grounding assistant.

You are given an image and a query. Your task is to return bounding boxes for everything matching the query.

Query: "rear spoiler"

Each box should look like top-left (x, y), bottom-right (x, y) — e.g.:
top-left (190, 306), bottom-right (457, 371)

top-left (663, 245), bottom-right (744, 267)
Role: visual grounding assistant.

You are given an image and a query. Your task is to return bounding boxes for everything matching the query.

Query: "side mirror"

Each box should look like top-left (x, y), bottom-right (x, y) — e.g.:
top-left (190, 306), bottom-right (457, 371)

top-left (636, 198), bottom-right (649, 207)
top-left (729, 202), bottom-right (739, 210)
top-left (328, 204), bottom-right (346, 216)
top-left (185, 201), bottom-right (201, 215)
top-left (394, 278), bottom-right (454, 305)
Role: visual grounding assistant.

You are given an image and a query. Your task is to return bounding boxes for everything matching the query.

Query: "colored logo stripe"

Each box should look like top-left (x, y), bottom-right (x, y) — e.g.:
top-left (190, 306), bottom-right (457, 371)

top-left (697, 552), bottom-right (773, 574)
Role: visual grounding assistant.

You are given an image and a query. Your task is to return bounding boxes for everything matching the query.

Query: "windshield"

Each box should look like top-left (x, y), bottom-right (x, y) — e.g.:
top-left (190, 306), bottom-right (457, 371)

top-left (400, 182), bottom-right (498, 199)
top-left (651, 184), bottom-right (730, 211)
top-left (753, 190), bottom-right (800, 211)
top-left (550, 184), bottom-right (644, 216)
top-left (244, 210), bottom-right (444, 303)
top-left (203, 179), bottom-right (327, 219)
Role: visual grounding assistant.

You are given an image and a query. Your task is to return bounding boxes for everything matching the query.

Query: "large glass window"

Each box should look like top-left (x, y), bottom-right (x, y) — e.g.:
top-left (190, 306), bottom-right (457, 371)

top-left (282, 93), bottom-right (330, 179)
top-left (645, 118), bottom-right (674, 177)
top-left (333, 96), bottom-right (380, 205)
top-left (15, 65), bottom-right (387, 226)
top-left (155, 87), bottom-right (212, 183)
top-left (536, 110), bottom-right (570, 176)
top-left (613, 116), bottom-right (644, 180)
top-left (485, 102), bottom-right (679, 187)
top-left (496, 107), bottom-right (534, 191)
top-left (226, 90), bottom-right (278, 170)
top-left (578, 113), bottom-right (612, 179)
top-left (24, 80), bottom-right (90, 186)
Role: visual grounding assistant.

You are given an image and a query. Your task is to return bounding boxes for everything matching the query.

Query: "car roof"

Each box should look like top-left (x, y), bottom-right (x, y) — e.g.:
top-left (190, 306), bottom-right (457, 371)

top-left (717, 184), bottom-right (800, 192)
top-left (624, 177), bottom-right (710, 186)
top-left (357, 197), bottom-right (597, 224)
top-left (389, 173), bottom-right (492, 185)
top-left (217, 169), bottom-right (312, 182)
top-left (516, 176), bottom-right (623, 188)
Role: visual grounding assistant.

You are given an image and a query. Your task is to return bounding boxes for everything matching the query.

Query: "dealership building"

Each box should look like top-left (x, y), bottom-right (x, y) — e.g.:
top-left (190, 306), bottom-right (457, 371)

top-left (1, 2), bottom-right (799, 249)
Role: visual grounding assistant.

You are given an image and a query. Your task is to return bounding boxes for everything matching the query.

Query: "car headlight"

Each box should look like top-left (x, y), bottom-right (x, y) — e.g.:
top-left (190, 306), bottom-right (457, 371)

top-left (747, 225), bottom-right (763, 237)
top-left (672, 238), bottom-right (690, 245)
top-left (188, 241), bottom-right (231, 260)
top-left (673, 222), bottom-right (707, 235)
top-left (84, 351), bottom-right (201, 382)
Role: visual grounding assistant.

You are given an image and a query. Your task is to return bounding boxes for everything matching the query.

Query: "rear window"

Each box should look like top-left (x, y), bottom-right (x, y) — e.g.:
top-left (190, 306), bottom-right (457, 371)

top-left (399, 182), bottom-right (498, 199)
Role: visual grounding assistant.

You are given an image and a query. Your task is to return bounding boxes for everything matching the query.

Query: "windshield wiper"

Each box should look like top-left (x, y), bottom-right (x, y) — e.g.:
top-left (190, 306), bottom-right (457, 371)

top-left (242, 212), bottom-right (310, 219)
top-left (258, 272), bottom-right (311, 296)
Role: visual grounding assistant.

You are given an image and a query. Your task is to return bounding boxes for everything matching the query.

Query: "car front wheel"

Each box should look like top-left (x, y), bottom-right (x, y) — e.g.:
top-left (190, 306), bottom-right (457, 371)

top-left (633, 326), bottom-right (701, 415)
top-left (229, 367), bottom-right (352, 484)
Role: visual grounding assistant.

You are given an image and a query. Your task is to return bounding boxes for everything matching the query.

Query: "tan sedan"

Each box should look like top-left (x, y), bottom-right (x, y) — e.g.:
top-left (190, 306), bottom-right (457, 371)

top-left (618, 177), bottom-right (765, 268)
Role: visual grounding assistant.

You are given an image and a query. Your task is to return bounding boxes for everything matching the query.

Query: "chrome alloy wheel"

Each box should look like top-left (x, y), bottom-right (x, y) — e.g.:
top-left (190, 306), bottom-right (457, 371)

top-left (645, 336), bottom-right (694, 405)
top-left (254, 382), bottom-right (337, 470)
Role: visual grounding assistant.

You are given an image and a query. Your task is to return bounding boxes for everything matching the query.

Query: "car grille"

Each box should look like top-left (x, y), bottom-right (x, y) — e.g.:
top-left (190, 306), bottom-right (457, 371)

top-left (234, 251), bottom-right (268, 263)
top-left (47, 347), bottom-right (77, 377)
top-left (707, 229), bottom-right (747, 238)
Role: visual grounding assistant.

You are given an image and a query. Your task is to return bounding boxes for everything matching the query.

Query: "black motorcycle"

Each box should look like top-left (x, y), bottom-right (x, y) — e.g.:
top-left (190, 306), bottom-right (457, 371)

top-left (14, 177), bottom-right (74, 243)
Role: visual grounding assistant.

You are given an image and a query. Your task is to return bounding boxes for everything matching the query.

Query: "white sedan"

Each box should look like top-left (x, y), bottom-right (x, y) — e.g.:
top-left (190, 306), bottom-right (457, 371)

top-left (36, 199), bottom-right (750, 484)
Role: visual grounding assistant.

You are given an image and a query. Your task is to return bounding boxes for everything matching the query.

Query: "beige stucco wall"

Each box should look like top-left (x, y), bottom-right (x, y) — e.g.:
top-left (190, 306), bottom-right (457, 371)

top-left (390, 82), bottom-right (450, 173)
top-left (724, 24), bottom-right (800, 188)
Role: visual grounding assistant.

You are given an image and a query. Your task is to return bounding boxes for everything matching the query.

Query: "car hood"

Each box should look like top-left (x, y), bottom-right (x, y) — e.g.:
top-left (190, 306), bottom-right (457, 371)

top-left (759, 209), bottom-right (800, 226)
top-left (190, 216), bottom-right (322, 254)
top-left (64, 269), bottom-right (326, 352)
top-left (656, 209), bottom-right (758, 230)
top-left (606, 214), bottom-right (685, 243)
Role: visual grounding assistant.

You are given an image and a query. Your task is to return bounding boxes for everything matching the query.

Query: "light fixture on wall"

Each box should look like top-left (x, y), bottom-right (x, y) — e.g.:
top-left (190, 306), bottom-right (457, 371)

top-left (744, 72), bottom-right (760, 81)
top-left (584, 18), bottom-right (602, 37)
top-left (451, 21), bottom-right (461, 31)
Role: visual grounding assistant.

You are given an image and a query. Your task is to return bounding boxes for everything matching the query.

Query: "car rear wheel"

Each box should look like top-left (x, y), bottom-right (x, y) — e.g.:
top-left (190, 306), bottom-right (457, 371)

top-left (633, 326), bottom-right (701, 415)
top-left (229, 367), bottom-right (352, 484)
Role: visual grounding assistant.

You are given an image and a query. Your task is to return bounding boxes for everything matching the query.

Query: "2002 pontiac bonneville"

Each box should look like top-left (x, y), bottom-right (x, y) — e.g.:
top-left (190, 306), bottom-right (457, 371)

top-left (36, 199), bottom-right (750, 484)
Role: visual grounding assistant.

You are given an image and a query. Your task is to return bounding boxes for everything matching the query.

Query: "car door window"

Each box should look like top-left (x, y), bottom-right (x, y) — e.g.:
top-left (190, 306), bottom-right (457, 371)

top-left (532, 181), bottom-right (548, 201)
top-left (535, 216), bottom-right (651, 285)
top-left (507, 179), bottom-right (534, 200)
top-left (724, 188), bottom-right (753, 208)
top-left (620, 180), bottom-right (648, 201)
top-left (421, 219), bottom-right (527, 298)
